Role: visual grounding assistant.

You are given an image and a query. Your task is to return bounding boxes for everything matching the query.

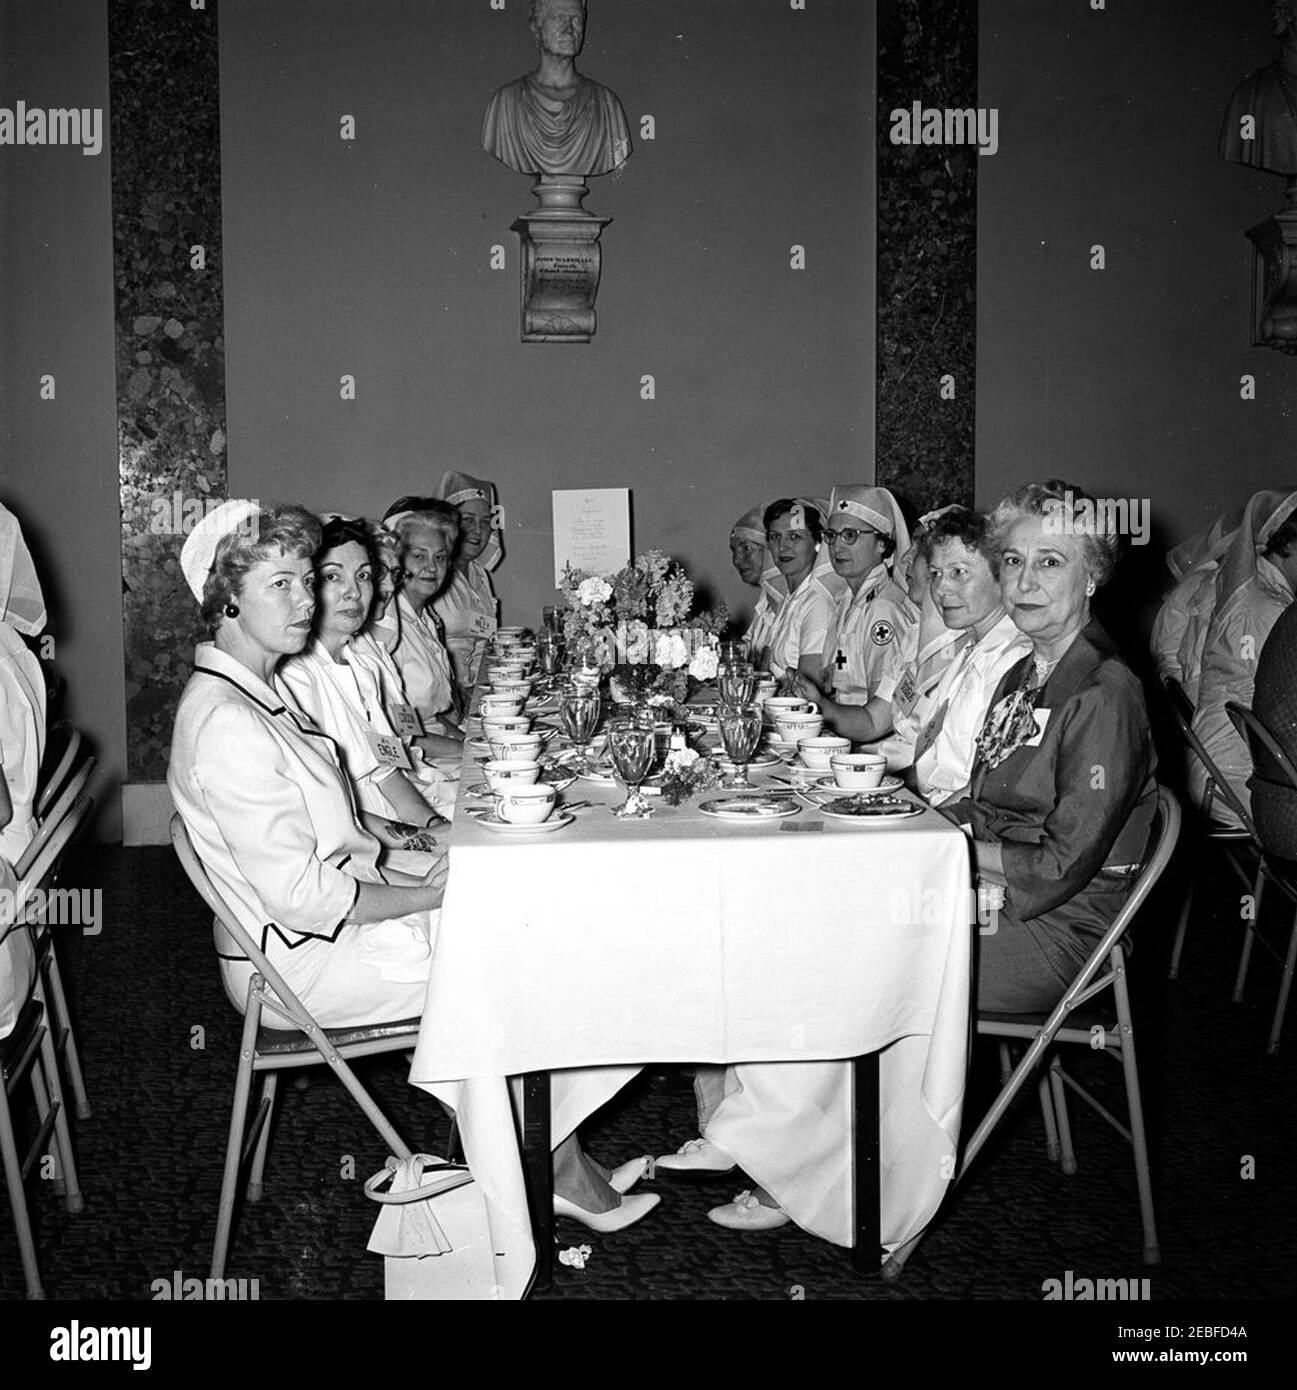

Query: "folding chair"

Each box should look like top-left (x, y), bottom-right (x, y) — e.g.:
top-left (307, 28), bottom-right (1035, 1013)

top-left (169, 814), bottom-right (423, 1279)
top-left (884, 786), bottom-right (1180, 1280)
top-left (1162, 678), bottom-right (1263, 981)
top-left (1224, 702), bottom-right (1297, 1054)
top-left (14, 758), bottom-right (97, 1121)
top-left (34, 723), bottom-right (82, 821)
top-left (2, 806), bottom-right (90, 1299)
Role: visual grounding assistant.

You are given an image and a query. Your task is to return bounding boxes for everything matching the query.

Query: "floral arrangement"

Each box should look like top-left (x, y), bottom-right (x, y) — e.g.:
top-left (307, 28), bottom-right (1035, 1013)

top-left (560, 549), bottom-right (728, 678)
top-left (657, 746), bottom-right (724, 807)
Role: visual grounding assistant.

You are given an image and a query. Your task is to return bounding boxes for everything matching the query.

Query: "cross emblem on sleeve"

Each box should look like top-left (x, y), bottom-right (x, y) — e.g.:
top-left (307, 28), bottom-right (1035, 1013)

top-left (835, 649), bottom-right (848, 672)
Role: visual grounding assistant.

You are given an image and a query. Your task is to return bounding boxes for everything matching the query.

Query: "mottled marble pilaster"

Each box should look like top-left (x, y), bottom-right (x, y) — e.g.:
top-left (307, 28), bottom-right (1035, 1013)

top-left (876, 0), bottom-right (977, 515)
top-left (110, 0), bottom-right (225, 780)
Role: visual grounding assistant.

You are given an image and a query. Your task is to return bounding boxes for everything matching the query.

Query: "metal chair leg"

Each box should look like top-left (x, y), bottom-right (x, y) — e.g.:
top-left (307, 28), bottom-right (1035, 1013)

top-left (35, 1012), bottom-right (83, 1214)
top-left (1037, 1072), bottom-right (1061, 1163)
top-left (997, 1042), bottom-right (1013, 1087)
top-left (41, 941), bottom-right (91, 1120)
top-left (1266, 899), bottom-right (1297, 1055)
top-left (1114, 963), bottom-right (1160, 1265)
top-left (1049, 1058), bottom-right (1077, 1176)
top-left (1168, 877), bottom-right (1195, 980)
top-left (247, 1074), bottom-right (277, 1203)
top-left (0, 1083), bottom-right (43, 1298)
top-left (1234, 866), bottom-right (1265, 1002)
top-left (212, 998), bottom-right (261, 1281)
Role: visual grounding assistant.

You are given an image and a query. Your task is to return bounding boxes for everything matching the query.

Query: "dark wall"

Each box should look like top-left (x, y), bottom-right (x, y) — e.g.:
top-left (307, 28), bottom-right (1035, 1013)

top-left (219, 0), bottom-right (876, 626)
top-left (0, 0), bottom-right (124, 835)
top-left (978, 0), bottom-right (1297, 619)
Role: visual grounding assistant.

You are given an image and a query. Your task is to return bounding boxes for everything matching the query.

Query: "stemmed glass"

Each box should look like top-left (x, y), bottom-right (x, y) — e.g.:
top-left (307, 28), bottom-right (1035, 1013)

top-left (559, 683), bottom-right (602, 771)
top-left (608, 711), bottom-right (656, 817)
top-left (717, 660), bottom-right (757, 706)
top-left (719, 639), bottom-right (750, 667)
top-left (537, 631), bottom-right (563, 679)
top-left (717, 701), bottom-right (763, 788)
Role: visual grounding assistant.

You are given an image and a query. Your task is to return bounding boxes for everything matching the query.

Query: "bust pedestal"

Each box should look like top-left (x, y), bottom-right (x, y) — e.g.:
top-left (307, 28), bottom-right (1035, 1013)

top-left (1246, 181), bottom-right (1297, 353)
top-left (511, 176), bottom-right (611, 343)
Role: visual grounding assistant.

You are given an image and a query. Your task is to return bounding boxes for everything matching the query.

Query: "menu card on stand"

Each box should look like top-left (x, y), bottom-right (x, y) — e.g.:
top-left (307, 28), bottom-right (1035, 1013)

top-left (552, 488), bottom-right (631, 586)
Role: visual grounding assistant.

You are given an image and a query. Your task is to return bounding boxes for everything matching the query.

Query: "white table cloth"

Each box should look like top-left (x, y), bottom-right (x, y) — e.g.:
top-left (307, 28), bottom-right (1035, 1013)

top-left (409, 741), bottom-right (972, 1298)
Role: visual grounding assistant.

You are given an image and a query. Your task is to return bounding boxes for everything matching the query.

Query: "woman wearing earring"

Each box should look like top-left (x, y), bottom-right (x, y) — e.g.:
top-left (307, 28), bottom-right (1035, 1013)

top-left (657, 480), bottom-right (1157, 1245)
top-left (168, 501), bottom-right (656, 1231)
top-left (760, 498), bottom-right (845, 682)
top-left (276, 515), bottom-right (449, 838)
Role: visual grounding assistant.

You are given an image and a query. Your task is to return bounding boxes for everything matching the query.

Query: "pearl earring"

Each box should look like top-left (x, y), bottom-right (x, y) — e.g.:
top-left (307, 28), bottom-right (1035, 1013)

top-left (224, 603), bottom-right (240, 618)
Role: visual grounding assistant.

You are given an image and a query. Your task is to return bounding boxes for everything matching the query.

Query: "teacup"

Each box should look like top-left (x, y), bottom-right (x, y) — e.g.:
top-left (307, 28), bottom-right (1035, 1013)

top-left (488, 732), bottom-right (543, 762)
top-left (797, 734), bottom-right (851, 771)
top-left (479, 693), bottom-right (526, 719)
top-left (496, 626), bottom-right (528, 640)
top-left (494, 783), bottom-right (556, 825)
top-left (483, 758), bottom-right (541, 793)
top-left (489, 679), bottom-right (533, 699)
top-left (764, 695), bottom-right (817, 723)
top-left (831, 752), bottom-right (888, 789)
top-left (481, 714), bottom-right (532, 738)
top-left (774, 711), bottom-right (824, 742)
top-left (753, 677), bottom-right (777, 703)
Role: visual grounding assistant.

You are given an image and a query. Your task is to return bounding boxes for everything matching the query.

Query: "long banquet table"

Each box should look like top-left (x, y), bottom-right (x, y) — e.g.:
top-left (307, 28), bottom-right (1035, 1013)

top-left (409, 718), bottom-right (973, 1299)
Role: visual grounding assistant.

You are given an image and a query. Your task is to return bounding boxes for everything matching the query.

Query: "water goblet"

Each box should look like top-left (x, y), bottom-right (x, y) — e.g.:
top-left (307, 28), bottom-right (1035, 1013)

top-left (559, 684), bottom-right (602, 771)
top-left (608, 712), bottom-right (656, 817)
top-left (717, 660), bottom-right (757, 707)
top-left (719, 638), bottom-right (750, 667)
top-left (717, 701), bottom-right (763, 788)
top-left (537, 630), bottom-right (563, 679)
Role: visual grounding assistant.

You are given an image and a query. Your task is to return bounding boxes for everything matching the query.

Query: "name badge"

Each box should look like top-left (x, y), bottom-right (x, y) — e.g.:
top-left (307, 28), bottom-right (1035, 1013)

top-left (1025, 708), bottom-right (1051, 747)
top-left (369, 732), bottom-right (412, 770)
top-left (469, 613), bottom-right (494, 638)
top-left (893, 668), bottom-right (920, 717)
top-left (390, 703), bottom-right (423, 738)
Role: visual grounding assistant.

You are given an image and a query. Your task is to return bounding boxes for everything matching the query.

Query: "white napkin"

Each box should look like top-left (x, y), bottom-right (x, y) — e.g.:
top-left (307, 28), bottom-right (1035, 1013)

top-left (366, 1156), bottom-right (464, 1257)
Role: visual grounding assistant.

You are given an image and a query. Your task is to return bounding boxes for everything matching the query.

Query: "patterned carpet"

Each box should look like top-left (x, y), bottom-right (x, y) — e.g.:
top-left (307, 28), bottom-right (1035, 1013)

top-left (2, 838), bottom-right (1295, 1305)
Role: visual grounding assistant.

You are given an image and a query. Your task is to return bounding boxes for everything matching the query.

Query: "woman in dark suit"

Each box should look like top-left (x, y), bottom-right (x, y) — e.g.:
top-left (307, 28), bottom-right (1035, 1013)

top-left (943, 480), bottom-right (1159, 1011)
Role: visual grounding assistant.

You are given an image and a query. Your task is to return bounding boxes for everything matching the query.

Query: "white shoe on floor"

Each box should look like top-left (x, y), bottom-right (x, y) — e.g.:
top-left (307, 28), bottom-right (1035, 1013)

top-left (654, 1136), bottom-right (737, 1174)
top-left (609, 1155), bottom-right (653, 1194)
top-left (708, 1189), bottom-right (790, 1231)
top-left (553, 1192), bottom-right (660, 1233)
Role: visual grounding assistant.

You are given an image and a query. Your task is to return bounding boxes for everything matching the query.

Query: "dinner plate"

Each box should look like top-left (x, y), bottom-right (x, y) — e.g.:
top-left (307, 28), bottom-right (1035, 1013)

top-left (815, 795), bottom-right (923, 822)
top-left (468, 810), bottom-right (575, 834)
top-left (698, 797), bottom-right (800, 821)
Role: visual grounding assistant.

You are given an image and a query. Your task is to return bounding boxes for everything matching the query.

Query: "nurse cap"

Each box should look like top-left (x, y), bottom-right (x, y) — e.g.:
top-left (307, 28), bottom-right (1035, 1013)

top-left (434, 470), bottom-right (504, 572)
top-left (827, 485), bottom-right (911, 565)
top-left (180, 499), bottom-right (264, 602)
top-left (731, 505), bottom-right (766, 546)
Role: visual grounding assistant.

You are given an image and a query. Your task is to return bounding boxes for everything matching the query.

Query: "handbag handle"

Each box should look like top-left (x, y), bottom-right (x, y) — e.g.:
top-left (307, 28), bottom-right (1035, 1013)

top-left (363, 1154), bottom-right (472, 1206)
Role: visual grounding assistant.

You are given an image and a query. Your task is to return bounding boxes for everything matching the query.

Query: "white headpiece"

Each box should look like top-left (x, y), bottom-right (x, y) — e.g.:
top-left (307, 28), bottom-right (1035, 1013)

top-left (0, 503), bottom-right (47, 636)
top-left (179, 500), bottom-right (263, 602)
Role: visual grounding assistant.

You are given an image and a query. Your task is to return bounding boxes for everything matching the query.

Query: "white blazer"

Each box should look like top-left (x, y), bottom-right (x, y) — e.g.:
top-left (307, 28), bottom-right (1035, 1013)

top-left (167, 644), bottom-right (432, 1029)
top-left (0, 622), bottom-right (45, 867)
top-left (434, 563), bottom-right (498, 689)
top-left (390, 593), bottom-right (456, 730)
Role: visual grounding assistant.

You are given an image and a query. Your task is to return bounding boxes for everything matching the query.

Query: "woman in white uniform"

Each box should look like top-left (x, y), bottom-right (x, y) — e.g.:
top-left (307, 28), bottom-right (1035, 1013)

top-left (168, 500), bottom-right (656, 1229)
top-left (729, 506), bottom-right (781, 658)
top-left (0, 503), bottom-right (47, 870)
top-left (276, 515), bottom-right (450, 831)
top-left (793, 485), bottom-right (919, 744)
top-left (433, 470), bottom-right (502, 693)
top-left (760, 498), bottom-right (846, 681)
top-left (381, 498), bottom-right (465, 761)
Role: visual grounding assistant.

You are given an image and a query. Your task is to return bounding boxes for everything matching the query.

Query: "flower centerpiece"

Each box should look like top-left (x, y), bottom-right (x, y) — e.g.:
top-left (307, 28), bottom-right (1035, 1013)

top-left (559, 550), bottom-right (727, 704)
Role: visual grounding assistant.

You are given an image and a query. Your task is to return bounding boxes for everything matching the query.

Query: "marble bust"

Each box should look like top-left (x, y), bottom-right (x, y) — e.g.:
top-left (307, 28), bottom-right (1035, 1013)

top-left (482, 0), bottom-right (632, 178)
top-left (1220, 1), bottom-right (1297, 176)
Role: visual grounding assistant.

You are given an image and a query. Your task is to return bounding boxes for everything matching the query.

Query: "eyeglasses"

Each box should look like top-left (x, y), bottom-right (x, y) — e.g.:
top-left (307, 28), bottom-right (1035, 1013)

top-left (825, 526), bottom-right (880, 545)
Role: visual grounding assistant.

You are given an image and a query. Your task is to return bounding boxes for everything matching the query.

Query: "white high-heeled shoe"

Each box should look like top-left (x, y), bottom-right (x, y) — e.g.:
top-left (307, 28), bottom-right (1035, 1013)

top-left (609, 1155), bottom-right (653, 1194)
top-left (553, 1191), bottom-right (660, 1233)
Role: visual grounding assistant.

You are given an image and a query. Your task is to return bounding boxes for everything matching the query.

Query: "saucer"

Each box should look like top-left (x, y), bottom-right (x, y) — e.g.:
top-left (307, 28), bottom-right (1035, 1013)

top-left (467, 810), bottom-right (575, 834)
